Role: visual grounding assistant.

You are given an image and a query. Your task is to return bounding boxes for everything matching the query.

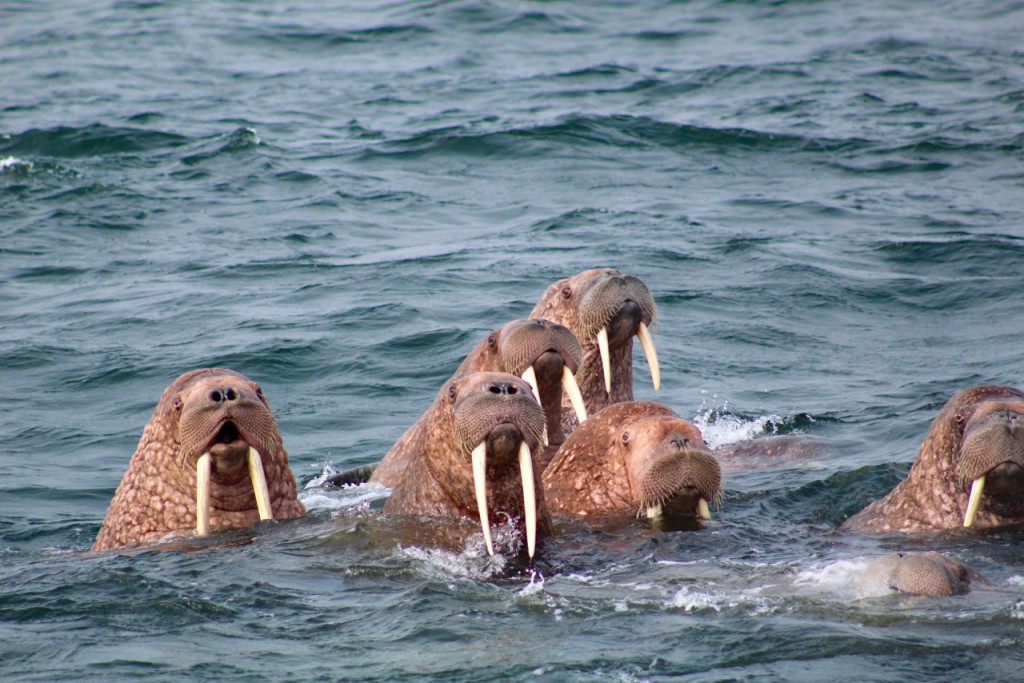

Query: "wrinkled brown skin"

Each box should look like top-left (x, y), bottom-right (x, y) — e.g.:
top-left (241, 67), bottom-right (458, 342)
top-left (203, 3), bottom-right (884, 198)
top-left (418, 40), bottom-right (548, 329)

top-left (371, 319), bottom-right (582, 486)
top-left (92, 369), bottom-right (305, 552)
top-left (380, 372), bottom-right (555, 545)
top-left (543, 402), bottom-right (722, 519)
top-left (860, 551), bottom-right (988, 596)
top-left (844, 385), bottom-right (1024, 533)
top-left (530, 269), bottom-right (656, 435)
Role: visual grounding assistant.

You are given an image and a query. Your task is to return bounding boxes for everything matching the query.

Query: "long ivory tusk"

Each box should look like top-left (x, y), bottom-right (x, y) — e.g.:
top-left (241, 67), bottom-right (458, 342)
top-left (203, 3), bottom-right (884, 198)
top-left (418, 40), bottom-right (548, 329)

top-left (562, 366), bottom-right (588, 424)
top-left (520, 366), bottom-right (548, 446)
top-left (697, 498), bottom-right (711, 520)
top-left (248, 447), bottom-right (274, 521)
top-left (963, 476), bottom-right (986, 528)
top-left (196, 452), bottom-right (211, 537)
top-left (637, 321), bottom-right (661, 392)
top-left (597, 326), bottom-right (612, 395)
top-left (519, 442), bottom-right (537, 559)
top-left (471, 442), bottom-right (494, 556)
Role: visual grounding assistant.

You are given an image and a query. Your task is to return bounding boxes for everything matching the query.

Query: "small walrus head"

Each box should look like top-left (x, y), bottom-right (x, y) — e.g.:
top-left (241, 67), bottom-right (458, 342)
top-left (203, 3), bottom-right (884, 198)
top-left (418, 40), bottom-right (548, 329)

top-left (860, 551), bottom-right (985, 597)
top-left (456, 318), bottom-right (587, 458)
top-left (952, 390), bottom-right (1024, 527)
top-left (92, 368), bottom-right (304, 552)
top-left (431, 372), bottom-right (550, 558)
top-left (530, 269), bottom-right (660, 415)
top-left (543, 402), bottom-right (723, 522)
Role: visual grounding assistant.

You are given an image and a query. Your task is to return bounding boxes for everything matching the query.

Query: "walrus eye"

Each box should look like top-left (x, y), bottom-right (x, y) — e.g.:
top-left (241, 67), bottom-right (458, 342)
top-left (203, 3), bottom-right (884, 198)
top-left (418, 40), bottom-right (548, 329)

top-left (621, 432), bottom-right (630, 445)
top-left (561, 285), bottom-right (572, 300)
top-left (255, 385), bottom-right (264, 398)
top-left (487, 333), bottom-right (497, 348)
top-left (173, 396), bottom-right (183, 412)
top-left (448, 384), bottom-right (458, 402)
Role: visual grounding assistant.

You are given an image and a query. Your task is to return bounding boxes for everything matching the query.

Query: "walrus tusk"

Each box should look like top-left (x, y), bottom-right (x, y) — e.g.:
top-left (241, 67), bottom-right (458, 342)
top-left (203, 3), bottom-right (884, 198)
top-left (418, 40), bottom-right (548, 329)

top-left (645, 504), bottom-right (663, 519)
top-left (248, 447), bottom-right (274, 521)
top-left (597, 326), bottom-right (612, 395)
top-left (697, 498), bottom-right (711, 520)
top-left (519, 442), bottom-right (537, 559)
top-left (637, 321), bottom-right (660, 391)
top-left (562, 366), bottom-right (588, 424)
top-left (471, 442), bottom-right (495, 556)
top-left (520, 366), bottom-right (548, 447)
top-left (963, 476), bottom-right (986, 528)
top-left (196, 452), bottom-right (211, 537)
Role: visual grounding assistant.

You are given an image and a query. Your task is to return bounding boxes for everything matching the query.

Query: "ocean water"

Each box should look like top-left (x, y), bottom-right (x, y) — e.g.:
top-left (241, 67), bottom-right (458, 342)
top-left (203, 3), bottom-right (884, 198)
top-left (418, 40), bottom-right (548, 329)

top-left (3, 1), bottom-right (1024, 680)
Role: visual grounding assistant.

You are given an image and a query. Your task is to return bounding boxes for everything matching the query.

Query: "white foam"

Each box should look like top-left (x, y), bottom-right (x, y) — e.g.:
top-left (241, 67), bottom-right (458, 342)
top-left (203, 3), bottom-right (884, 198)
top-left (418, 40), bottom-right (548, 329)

top-left (793, 558), bottom-right (879, 600)
top-left (299, 463), bottom-right (390, 513)
top-left (691, 393), bottom-right (788, 449)
top-left (666, 585), bottom-right (724, 612)
top-left (0, 156), bottom-right (32, 172)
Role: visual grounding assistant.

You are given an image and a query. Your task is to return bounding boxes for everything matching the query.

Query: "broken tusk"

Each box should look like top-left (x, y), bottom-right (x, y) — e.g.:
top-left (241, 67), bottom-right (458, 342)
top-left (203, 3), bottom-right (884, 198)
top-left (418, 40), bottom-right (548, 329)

top-left (963, 476), bottom-right (985, 528)
top-left (248, 447), bottom-right (274, 521)
top-left (196, 452), bottom-right (211, 538)
top-left (597, 326), bottom-right (612, 395)
top-left (697, 498), bottom-right (711, 520)
top-left (471, 442), bottom-right (494, 556)
top-left (562, 366), bottom-right (588, 424)
top-left (519, 442), bottom-right (537, 559)
top-left (637, 321), bottom-right (660, 391)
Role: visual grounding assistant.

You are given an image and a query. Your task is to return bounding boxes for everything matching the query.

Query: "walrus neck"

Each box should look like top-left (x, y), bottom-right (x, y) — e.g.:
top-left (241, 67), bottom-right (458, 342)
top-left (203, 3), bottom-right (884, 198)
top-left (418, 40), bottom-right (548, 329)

top-left (572, 343), bottom-right (635, 418)
top-left (900, 431), bottom-right (968, 529)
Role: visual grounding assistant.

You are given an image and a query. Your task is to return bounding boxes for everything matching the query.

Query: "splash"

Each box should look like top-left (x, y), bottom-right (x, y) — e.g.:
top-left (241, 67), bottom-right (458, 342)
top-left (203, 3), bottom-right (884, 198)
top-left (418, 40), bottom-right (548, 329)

top-left (300, 463), bottom-right (390, 512)
top-left (692, 394), bottom-right (790, 449)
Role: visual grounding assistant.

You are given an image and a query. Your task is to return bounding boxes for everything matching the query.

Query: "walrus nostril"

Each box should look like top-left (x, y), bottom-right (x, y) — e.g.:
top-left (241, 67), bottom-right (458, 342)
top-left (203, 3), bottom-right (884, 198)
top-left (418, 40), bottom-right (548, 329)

top-left (209, 390), bottom-right (223, 402)
top-left (488, 382), bottom-right (518, 396)
top-left (225, 388), bottom-right (237, 401)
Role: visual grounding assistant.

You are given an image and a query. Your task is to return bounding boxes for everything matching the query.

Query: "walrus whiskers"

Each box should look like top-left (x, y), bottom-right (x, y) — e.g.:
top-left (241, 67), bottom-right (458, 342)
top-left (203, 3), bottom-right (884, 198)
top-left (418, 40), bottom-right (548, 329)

top-left (471, 442), bottom-right (495, 556)
top-left (248, 447), bottom-right (274, 521)
top-left (196, 452), bottom-right (211, 537)
top-left (596, 327), bottom-right (612, 394)
top-left (963, 475), bottom-right (986, 528)
top-left (562, 366), bottom-right (588, 424)
top-left (637, 321), bottom-right (660, 392)
top-left (519, 442), bottom-right (537, 559)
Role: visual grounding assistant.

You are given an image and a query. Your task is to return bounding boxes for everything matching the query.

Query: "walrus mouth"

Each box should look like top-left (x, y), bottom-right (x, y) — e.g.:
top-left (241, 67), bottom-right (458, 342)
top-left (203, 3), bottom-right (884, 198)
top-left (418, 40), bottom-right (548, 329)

top-left (596, 321), bottom-right (660, 395)
top-left (195, 447), bottom-right (274, 538)
top-left (471, 440), bottom-right (538, 559)
top-left (521, 364), bottom-right (588, 426)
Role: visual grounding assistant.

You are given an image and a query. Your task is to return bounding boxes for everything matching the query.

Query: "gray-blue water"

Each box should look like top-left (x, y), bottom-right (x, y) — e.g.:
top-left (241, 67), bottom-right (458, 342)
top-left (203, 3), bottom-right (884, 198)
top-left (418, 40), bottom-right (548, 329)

top-left (4, 1), bottom-right (1024, 681)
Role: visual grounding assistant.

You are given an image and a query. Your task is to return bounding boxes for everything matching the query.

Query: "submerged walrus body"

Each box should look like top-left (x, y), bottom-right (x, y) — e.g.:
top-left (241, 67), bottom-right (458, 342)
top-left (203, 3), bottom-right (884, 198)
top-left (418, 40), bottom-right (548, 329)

top-left (543, 401), bottom-right (722, 522)
top-left (93, 369), bottom-right (305, 552)
top-left (530, 269), bottom-right (660, 433)
top-left (379, 371), bottom-right (553, 558)
top-left (844, 385), bottom-right (1024, 533)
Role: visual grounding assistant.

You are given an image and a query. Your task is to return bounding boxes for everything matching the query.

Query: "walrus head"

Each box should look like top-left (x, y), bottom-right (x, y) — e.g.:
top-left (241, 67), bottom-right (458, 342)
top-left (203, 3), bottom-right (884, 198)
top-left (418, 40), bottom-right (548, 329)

top-left (457, 318), bottom-right (587, 461)
top-left (543, 402), bottom-right (722, 522)
top-left (430, 372), bottom-right (550, 558)
top-left (530, 269), bottom-right (659, 422)
top-left (860, 551), bottom-right (985, 597)
top-left (92, 368), bottom-right (305, 552)
top-left (953, 393), bottom-right (1024, 527)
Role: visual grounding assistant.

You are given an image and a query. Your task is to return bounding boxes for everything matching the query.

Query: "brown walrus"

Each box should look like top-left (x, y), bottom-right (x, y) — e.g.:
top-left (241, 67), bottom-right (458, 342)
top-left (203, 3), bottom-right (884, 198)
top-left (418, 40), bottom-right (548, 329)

top-left (859, 551), bottom-right (987, 597)
top-left (378, 371), bottom-right (552, 558)
top-left (530, 269), bottom-right (660, 433)
top-left (92, 369), bottom-right (305, 552)
top-left (543, 401), bottom-right (722, 522)
top-left (367, 318), bottom-right (587, 488)
top-left (844, 385), bottom-right (1024, 533)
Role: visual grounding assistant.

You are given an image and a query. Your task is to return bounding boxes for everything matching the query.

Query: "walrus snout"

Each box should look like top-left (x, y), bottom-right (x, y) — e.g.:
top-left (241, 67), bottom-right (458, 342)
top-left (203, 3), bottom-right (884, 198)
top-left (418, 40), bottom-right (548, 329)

top-left (861, 552), bottom-right (980, 597)
top-left (637, 447), bottom-right (722, 520)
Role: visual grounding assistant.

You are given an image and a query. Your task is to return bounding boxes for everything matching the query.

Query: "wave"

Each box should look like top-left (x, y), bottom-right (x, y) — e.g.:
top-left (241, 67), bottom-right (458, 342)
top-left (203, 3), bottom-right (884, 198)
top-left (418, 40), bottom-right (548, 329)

top-left (0, 124), bottom-right (188, 158)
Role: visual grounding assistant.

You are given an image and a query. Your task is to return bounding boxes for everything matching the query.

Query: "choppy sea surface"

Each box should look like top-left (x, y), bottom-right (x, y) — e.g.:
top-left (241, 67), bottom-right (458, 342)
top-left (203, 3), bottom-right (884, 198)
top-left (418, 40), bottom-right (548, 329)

top-left (4, 1), bottom-right (1024, 681)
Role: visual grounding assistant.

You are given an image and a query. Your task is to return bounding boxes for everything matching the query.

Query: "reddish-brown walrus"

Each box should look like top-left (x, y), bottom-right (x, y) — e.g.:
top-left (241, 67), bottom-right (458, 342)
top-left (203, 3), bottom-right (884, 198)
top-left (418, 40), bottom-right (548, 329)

top-left (92, 369), bottom-right (305, 552)
top-left (369, 318), bottom-right (587, 487)
top-left (843, 385), bottom-right (1024, 533)
top-left (379, 371), bottom-right (552, 558)
top-left (530, 269), bottom-right (660, 434)
top-left (543, 402), bottom-right (722, 522)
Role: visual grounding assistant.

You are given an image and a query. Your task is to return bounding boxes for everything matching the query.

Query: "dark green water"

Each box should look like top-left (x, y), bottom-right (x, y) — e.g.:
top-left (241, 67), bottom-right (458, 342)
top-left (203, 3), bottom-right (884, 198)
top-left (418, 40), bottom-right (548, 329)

top-left (4, 1), bottom-right (1024, 680)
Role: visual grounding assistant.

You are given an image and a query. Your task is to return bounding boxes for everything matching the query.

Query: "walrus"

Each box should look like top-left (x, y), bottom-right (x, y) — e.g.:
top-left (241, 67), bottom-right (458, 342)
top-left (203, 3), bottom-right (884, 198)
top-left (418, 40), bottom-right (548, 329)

top-left (858, 551), bottom-right (987, 597)
top-left (379, 371), bottom-right (552, 559)
top-left (530, 269), bottom-right (660, 433)
top-left (92, 368), bottom-right (305, 552)
top-left (543, 401), bottom-right (722, 522)
top-left (361, 319), bottom-right (587, 490)
top-left (843, 385), bottom-right (1024, 533)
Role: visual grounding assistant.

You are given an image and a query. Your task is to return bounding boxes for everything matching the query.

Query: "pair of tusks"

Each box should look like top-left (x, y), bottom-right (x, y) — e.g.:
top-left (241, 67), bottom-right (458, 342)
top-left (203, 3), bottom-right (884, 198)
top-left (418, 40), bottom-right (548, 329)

top-left (520, 365), bottom-right (589, 432)
top-left (195, 447), bottom-right (274, 537)
top-left (644, 498), bottom-right (711, 521)
top-left (596, 321), bottom-right (661, 395)
top-left (962, 475), bottom-right (986, 528)
top-left (472, 441), bottom-right (537, 559)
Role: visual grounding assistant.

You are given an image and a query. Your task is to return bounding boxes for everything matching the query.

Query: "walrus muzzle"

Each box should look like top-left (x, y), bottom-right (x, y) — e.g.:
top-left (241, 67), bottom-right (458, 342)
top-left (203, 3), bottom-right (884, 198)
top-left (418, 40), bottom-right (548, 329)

top-left (195, 447), bottom-right (274, 537)
top-left (957, 413), bottom-right (1024, 527)
top-left (637, 448), bottom-right (721, 522)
